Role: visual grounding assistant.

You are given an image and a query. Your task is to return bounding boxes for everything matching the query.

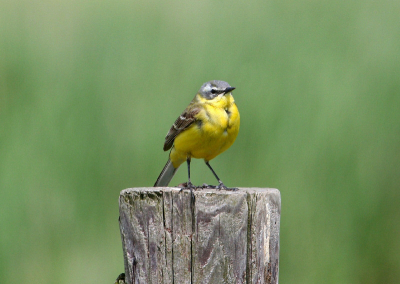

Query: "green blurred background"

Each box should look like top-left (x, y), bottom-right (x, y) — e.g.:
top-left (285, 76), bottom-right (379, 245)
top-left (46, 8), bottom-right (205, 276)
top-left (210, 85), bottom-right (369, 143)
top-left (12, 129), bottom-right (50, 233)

top-left (1, 0), bottom-right (399, 283)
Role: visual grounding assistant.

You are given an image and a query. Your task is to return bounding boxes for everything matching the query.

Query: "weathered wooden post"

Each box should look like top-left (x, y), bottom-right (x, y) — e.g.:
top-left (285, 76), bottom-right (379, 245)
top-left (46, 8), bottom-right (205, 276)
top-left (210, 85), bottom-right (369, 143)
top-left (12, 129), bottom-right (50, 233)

top-left (118, 187), bottom-right (280, 284)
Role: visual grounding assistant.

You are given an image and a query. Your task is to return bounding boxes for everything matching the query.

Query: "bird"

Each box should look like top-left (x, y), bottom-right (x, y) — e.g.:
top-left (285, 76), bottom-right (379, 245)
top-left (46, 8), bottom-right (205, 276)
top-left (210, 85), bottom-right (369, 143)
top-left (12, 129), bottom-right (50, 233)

top-left (154, 80), bottom-right (240, 190)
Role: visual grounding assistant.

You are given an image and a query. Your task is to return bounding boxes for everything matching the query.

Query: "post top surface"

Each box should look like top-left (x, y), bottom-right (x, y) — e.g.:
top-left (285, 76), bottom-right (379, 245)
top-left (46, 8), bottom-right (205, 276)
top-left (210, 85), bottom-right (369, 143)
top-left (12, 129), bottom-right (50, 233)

top-left (121, 187), bottom-right (279, 193)
top-left (121, 187), bottom-right (280, 195)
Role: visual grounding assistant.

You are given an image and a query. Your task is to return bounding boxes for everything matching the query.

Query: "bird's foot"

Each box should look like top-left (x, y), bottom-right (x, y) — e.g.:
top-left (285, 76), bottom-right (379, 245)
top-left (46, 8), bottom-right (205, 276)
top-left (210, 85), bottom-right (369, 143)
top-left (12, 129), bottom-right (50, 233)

top-left (201, 183), bottom-right (238, 191)
top-left (177, 182), bottom-right (197, 201)
top-left (201, 183), bottom-right (216, 189)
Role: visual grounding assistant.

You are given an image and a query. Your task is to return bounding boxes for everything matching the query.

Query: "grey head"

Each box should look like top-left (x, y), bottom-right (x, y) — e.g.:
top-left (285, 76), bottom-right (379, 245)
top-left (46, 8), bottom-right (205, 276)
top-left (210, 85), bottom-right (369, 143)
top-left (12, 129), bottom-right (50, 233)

top-left (198, 80), bottom-right (236, 100)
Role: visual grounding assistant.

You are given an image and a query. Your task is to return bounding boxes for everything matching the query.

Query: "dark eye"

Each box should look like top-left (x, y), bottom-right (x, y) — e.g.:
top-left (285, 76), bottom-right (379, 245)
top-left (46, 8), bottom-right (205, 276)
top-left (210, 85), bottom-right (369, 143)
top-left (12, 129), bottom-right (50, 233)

top-left (211, 89), bottom-right (217, 94)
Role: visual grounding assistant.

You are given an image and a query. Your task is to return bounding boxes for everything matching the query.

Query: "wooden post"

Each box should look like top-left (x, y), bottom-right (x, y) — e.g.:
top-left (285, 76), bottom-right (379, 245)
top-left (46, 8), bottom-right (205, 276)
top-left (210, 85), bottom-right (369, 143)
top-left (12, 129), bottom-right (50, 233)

top-left (118, 187), bottom-right (280, 284)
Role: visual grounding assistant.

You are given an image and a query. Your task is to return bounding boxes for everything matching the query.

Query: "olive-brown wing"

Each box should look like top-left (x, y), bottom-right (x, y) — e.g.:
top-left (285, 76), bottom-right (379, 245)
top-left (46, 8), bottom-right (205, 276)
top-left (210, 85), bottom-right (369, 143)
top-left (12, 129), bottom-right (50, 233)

top-left (163, 107), bottom-right (201, 151)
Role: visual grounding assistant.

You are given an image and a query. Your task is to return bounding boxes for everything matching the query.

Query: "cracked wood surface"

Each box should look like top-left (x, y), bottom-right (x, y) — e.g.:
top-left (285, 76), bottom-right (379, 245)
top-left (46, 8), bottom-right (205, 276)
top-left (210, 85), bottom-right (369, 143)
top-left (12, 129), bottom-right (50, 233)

top-left (119, 188), bottom-right (280, 284)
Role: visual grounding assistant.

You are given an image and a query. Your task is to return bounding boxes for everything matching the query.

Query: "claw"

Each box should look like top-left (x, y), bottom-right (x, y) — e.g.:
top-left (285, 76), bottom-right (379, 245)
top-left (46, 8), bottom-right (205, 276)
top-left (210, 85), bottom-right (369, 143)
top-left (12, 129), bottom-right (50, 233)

top-left (225, 187), bottom-right (239, 191)
top-left (216, 182), bottom-right (227, 190)
top-left (216, 182), bottom-right (238, 191)
top-left (201, 183), bottom-right (216, 189)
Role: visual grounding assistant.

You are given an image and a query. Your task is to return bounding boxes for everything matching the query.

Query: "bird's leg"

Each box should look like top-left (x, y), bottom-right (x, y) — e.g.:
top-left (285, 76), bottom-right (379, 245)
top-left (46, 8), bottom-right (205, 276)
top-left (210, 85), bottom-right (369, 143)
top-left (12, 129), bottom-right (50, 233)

top-left (205, 161), bottom-right (225, 189)
top-left (179, 157), bottom-right (197, 196)
top-left (205, 161), bottom-right (238, 191)
top-left (186, 157), bottom-right (195, 189)
top-left (186, 157), bottom-right (197, 199)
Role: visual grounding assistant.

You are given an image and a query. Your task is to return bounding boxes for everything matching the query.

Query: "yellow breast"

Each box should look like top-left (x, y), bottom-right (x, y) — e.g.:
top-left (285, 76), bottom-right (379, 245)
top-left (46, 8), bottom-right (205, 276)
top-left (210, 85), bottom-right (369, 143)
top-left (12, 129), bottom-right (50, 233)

top-left (171, 93), bottom-right (240, 166)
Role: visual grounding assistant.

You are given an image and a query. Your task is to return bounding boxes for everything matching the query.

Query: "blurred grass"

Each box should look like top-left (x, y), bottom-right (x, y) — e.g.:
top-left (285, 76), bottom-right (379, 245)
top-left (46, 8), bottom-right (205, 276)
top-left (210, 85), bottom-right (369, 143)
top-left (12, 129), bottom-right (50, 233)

top-left (1, 0), bottom-right (400, 283)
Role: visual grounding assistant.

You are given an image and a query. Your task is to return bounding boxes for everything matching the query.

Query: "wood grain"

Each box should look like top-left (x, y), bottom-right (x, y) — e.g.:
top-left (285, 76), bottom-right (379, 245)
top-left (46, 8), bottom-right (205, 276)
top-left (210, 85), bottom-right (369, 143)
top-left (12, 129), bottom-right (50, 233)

top-left (119, 188), bottom-right (280, 284)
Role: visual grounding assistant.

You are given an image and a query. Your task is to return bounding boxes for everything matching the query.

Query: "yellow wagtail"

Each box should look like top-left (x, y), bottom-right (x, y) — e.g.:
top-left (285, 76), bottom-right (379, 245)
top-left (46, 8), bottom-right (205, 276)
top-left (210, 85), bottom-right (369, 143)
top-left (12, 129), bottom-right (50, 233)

top-left (154, 80), bottom-right (240, 190)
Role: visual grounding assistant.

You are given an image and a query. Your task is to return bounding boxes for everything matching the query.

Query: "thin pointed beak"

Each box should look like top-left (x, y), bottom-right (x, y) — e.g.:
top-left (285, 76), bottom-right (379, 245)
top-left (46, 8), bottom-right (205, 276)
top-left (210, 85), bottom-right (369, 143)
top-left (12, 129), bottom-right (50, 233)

top-left (224, 87), bottom-right (235, 93)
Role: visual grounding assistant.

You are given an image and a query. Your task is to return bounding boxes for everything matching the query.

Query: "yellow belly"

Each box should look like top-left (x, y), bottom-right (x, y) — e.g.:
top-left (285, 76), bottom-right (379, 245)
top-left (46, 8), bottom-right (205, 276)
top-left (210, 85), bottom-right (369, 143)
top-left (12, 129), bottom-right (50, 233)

top-left (170, 101), bottom-right (240, 168)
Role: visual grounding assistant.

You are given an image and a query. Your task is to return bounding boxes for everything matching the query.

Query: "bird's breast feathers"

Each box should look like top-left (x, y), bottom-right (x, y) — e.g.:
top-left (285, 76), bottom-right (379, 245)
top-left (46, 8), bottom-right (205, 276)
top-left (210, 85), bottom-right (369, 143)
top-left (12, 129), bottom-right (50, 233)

top-left (198, 103), bottom-right (238, 136)
top-left (172, 94), bottom-right (240, 161)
